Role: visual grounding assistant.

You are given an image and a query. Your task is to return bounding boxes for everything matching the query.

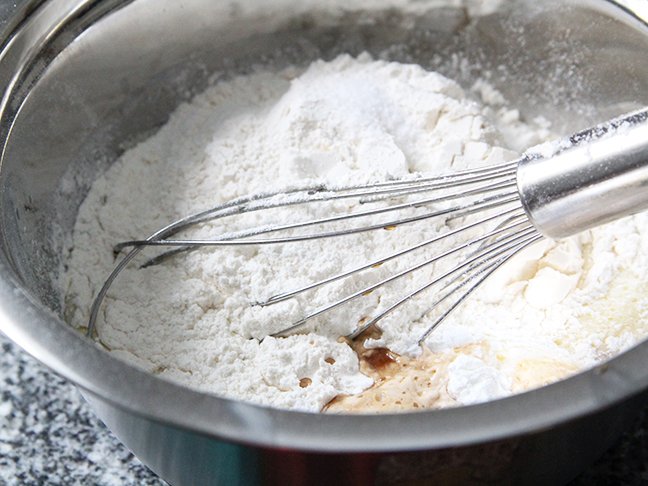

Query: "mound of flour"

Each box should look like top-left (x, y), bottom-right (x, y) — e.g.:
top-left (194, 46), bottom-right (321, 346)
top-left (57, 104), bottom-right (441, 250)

top-left (63, 54), bottom-right (648, 412)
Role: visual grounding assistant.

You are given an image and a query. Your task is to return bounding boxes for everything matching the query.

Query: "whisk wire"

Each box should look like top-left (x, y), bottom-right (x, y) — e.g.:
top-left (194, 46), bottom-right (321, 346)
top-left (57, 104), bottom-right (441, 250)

top-left (115, 177), bottom-right (517, 253)
top-left (416, 233), bottom-right (544, 343)
top-left (346, 227), bottom-right (540, 340)
top-left (272, 221), bottom-right (536, 338)
top-left (115, 193), bottom-right (518, 249)
top-left (261, 207), bottom-right (527, 307)
top-left (87, 158), bottom-right (537, 343)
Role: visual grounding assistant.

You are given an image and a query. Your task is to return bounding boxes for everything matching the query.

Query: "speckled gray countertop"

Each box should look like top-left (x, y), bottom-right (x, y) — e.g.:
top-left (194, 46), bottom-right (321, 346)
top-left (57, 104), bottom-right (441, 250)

top-left (0, 333), bottom-right (165, 486)
top-left (1, 331), bottom-right (648, 486)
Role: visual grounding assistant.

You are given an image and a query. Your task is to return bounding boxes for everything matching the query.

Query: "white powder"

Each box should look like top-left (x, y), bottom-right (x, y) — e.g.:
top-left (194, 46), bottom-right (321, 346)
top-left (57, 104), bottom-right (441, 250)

top-left (63, 54), bottom-right (648, 412)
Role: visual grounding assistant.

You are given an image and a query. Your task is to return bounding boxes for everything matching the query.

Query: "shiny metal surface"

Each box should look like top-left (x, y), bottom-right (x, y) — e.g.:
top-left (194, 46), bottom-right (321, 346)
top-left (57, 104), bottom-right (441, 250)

top-left (85, 160), bottom-right (534, 343)
top-left (518, 107), bottom-right (648, 238)
top-left (0, 0), bottom-right (647, 484)
top-left (83, 388), bottom-right (648, 486)
top-left (87, 105), bottom-right (648, 343)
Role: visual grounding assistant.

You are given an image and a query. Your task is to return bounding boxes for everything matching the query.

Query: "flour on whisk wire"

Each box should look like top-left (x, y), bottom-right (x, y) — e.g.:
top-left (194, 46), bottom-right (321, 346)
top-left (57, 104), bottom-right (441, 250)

top-left (63, 54), bottom-right (648, 412)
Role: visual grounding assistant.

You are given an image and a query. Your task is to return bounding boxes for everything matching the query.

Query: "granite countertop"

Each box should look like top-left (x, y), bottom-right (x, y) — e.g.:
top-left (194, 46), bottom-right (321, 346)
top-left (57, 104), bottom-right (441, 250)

top-left (1, 332), bottom-right (648, 485)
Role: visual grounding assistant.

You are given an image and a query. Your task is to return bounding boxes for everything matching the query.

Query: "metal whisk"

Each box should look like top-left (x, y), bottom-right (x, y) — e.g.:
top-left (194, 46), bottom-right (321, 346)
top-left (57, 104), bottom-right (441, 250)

top-left (86, 107), bottom-right (648, 343)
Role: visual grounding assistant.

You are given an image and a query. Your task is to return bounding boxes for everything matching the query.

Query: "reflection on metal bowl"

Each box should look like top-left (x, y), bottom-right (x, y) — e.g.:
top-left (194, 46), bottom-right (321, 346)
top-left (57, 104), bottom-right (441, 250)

top-left (1, 0), bottom-right (648, 484)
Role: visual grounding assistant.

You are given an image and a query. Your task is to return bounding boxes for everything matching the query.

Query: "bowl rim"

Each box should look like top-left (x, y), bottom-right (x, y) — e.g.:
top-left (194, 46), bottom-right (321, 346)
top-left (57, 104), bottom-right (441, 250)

top-left (2, 0), bottom-right (648, 453)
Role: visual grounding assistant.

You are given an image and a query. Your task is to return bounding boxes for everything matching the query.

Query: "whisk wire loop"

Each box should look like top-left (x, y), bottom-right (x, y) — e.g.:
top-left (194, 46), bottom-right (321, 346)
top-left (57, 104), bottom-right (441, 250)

top-left (260, 207), bottom-right (527, 306)
top-left (87, 158), bottom-right (535, 342)
top-left (345, 226), bottom-right (539, 340)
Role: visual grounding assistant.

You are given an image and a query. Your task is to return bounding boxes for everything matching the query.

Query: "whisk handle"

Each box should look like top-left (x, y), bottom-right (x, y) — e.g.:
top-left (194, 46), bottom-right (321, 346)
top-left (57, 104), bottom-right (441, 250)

top-left (517, 107), bottom-right (648, 239)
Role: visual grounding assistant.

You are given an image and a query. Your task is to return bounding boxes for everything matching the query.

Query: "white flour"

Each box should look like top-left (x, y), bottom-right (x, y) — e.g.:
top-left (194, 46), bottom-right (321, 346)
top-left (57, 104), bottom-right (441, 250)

top-left (63, 54), bottom-right (648, 412)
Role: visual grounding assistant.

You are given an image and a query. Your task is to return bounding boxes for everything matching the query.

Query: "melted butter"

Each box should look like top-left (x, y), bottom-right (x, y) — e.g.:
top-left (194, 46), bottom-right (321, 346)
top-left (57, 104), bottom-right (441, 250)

top-left (324, 326), bottom-right (456, 413)
top-left (324, 269), bottom-right (648, 414)
top-left (511, 358), bottom-right (579, 393)
top-left (324, 328), bottom-right (583, 414)
top-left (581, 272), bottom-right (648, 339)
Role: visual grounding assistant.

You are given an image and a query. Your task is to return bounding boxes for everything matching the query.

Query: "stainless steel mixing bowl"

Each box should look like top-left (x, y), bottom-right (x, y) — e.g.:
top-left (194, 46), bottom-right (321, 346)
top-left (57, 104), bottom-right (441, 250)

top-left (1, 0), bottom-right (648, 484)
